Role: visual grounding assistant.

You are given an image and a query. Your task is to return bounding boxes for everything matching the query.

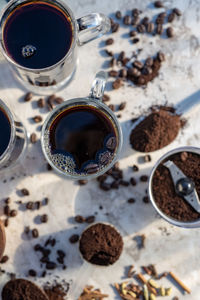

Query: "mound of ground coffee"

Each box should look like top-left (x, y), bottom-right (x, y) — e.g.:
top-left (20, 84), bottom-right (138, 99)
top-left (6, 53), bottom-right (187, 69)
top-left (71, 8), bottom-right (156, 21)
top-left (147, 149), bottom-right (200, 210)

top-left (130, 108), bottom-right (182, 152)
top-left (79, 223), bottom-right (123, 266)
top-left (2, 279), bottom-right (48, 300)
top-left (0, 220), bottom-right (6, 260)
top-left (152, 151), bottom-right (200, 222)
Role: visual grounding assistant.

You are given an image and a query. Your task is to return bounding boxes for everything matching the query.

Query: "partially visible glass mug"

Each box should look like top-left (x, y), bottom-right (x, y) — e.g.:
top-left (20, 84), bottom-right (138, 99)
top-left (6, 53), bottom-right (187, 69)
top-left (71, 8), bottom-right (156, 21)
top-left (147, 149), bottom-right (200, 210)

top-left (41, 71), bottom-right (123, 180)
top-left (0, 0), bottom-right (111, 94)
top-left (0, 99), bottom-right (27, 171)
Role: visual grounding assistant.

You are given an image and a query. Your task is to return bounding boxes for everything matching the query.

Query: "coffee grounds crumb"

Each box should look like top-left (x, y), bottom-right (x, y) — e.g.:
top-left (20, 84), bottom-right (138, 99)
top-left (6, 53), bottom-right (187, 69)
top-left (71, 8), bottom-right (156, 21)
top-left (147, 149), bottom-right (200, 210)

top-left (2, 279), bottom-right (48, 300)
top-left (79, 223), bottom-right (123, 266)
top-left (69, 234), bottom-right (79, 244)
top-left (130, 108), bottom-right (183, 152)
top-left (152, 151), bottom-right (200, 222)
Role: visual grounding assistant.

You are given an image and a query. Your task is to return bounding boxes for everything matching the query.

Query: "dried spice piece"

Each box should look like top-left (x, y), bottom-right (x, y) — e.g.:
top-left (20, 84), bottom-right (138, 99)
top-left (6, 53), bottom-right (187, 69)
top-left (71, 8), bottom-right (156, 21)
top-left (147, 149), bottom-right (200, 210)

top-left (78, 285), bottom-right (108, 300)
top-left (169, 272), bottom-right (191, 294)
top-left (136, 273), bottom-right (157, 295)
top-left (114, 281), bottom-right (142, 299)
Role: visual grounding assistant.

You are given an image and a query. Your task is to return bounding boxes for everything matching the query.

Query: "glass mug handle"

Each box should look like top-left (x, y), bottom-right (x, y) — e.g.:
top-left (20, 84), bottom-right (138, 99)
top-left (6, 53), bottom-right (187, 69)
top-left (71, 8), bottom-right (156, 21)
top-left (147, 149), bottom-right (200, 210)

top-left (89, 71), bottom-right (107, 101)
top-left (77, 13), bottom-right (111, 46)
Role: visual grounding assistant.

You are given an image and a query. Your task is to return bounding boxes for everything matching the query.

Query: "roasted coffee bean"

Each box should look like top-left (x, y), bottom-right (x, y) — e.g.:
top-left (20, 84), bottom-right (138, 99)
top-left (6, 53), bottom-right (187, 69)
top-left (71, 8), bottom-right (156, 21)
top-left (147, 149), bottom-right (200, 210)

top-left (32, 228), bottom-right (39, 238)
top-left (144, 154), bottom-right (152, 162)
top-left (57, 256), bottom-right (64, 264)
top-left (105, 49), bottom-right (113, 57)
top-left (141, 17), bottom-right (149, 26)
top-left (84, 163), bottom-right (99, 174)
top-left (69, 234), bottom-right (79, 243)
top-left (5, 197), bottom-right (11, 204)
top-left (111, 180), bottom-right (120, 189)
top-left (130, 177), bottom-right (137, 186)
top-left (128, 198), bottom-right (136, 204)
top-left (21, 188), bottom-right (30, 196)
top-left (119, 69), bottom-right (127, 78)
top-left (122, 57), bottom-right (130, 66)
top-left (4, 218), bottom-right (9, 227)
top-left (173, 8), bottom-right (182, 16)
top-left (30, 133), bottom-right (37, 144)
top-left (133, 38), bottom-right (140, 44)
top-left (115, 10), bottom-right (122, 19)
top-left (97, 174), bottom-right (108, 182)
top-left (112, 78), bottom-right (122, 89)
top-left (35, 201), bottom-right (41, 210)
top-left (108, 104), bottom-right (115, 111)
top-left (33, 115), bottom-right (43, 123)
top-left (34, 244), bottom-right (43, 251)
top-left (29, 269), bottom-right (37, 276)
top-left (41, 214), bottom-right (48, 223)
top-left (4, 205), bottom-right (10, 216)
top-left (147, 22), bottom-right (154, 33)
top-left (132, 8), bottom-right (141, 17)
top-left (106, 137), bottom-right (117, 150)
top-left (24, 92), bottom-right (33, 102)
top-left (99, 151), bottom-right (112, 165)
top-left (158, 12), bottom-right (167, 18)
top-left (110, 57), bottom-right (117, 67)
top-left (47, 94), bottom-right (56, 110)
top-left (123, 15), bottom-right (131, 25)
top-left (138, 76), bottom-right (146, 85)
top-left (57, 250), bottom-right (66, 257)
top-left (46, 262), bottom-right (57, 270)
top-left (143, 196), bottom-right (150, 203)
top-left (132, 16), bottom-right (140, 25)
top-left (130, 30), bottom-right (137, 37)
top-left (157, 51), bottom-right (165, 62)
top-left (131, 68), bottom-right (141, 77)
top-left (100, 182), bottom-right (111, 191)
top-left (85, 216), bottom-right (95, 223)
top-left (44, 197), bottom-right (49, 205)
top-left (0, 255), bottom-right (9, 263)
top-left (140, 175), bottom-right (149, 182)
top-left (156, 16), bottom-right (165, 24)
top-left (143, 67), bottom-right (152, 75)
top-left (137, 24), bottom-right (145, 33)
top-left (109, 70), bottom-right (118, 77)
top-left (154, 1), bottom-right (164, 8)
top-left (119, 102), bottom-right (126, 110)
top-left (110, 17), bottom-right (114, 26)
top-left (156, 24), bottom-right (163, 35)
top-left (120, 180), bottom-right (130, 187)
top-left (102, 94), bottom-right (110, 102)
top-left (75, 215), bottom-right (85, 223)
top-left (145, 57), bottom-right (154, 67)
top-left (105, 38), bottom-right (114, 45)
top-left (10, 210), bottom-right (17, 217)
top-left (111, 23), bottom-right (119, 33)
top-left (24, 226), bottom-right (30, 234)
top-left (78, 180), bottom-right (88, 185)
top-left (133, 164), bottom-right (139, 172)
top-left (166, 27), bottom-right (174, 38)
top-left (37, 98), bottom-right (45, 108)
top-left (54, 97), bottom-right (64, 104)
top-left (168, 12), bottom-right (175, 23)
top-left (133, 60), bottom-right (143, 69)
top-left (118, 51), bottom-right (125, 62)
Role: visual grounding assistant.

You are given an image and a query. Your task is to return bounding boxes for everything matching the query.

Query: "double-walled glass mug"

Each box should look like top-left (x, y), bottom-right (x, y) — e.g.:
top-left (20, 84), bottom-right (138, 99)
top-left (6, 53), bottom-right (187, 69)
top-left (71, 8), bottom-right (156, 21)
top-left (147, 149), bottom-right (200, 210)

top-left (41, 71), bottom-right (123, 180)
top-left (0, 99), bottom-right (27, 171)
top-left (0, 0), bottom-right (111, 95)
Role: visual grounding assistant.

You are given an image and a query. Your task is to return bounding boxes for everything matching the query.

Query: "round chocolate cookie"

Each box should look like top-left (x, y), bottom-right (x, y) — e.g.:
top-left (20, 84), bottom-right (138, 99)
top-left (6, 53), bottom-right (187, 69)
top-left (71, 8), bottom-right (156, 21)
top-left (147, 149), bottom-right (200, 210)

top-left (79, 223), bottom-right (123, 266)
top-left (0, 220), bottom-right (6, 260)
top-left (2, 279), bottom-right (48, 300)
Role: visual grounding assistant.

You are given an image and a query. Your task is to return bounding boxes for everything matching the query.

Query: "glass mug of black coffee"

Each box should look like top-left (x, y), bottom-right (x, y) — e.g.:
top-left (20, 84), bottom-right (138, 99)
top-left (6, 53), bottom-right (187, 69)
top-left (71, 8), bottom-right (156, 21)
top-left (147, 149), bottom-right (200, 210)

top-left (41, 71), bottom-right (123, 180)
top-left (0, 99), bottom-right (27, 171)
top-left (0, 0), bottom-right (111, 94)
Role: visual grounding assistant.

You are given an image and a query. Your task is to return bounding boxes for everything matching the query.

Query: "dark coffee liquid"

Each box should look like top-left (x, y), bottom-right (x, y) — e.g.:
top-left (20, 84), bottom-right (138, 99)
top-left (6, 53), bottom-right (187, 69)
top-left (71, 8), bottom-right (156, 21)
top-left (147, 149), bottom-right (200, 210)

top-left (3, 1), bottom-right (73, 69)
top-left (48, 105), bottom-right (118, 174)
top-left (0, 108), bottom-right (11, 157)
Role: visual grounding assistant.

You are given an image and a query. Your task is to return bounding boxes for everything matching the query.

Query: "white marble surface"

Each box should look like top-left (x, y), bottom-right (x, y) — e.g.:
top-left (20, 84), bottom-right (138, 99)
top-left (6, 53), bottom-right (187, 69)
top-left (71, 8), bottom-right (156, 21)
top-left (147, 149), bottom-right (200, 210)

top-left (0, 0), bottom-right (200, 299)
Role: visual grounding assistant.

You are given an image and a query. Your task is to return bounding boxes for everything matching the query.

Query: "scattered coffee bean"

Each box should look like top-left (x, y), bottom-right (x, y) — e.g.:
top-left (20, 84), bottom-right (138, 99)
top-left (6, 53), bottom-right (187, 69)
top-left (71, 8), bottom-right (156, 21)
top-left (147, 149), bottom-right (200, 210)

top-left (120, 180), bottom-right (130, 187)
top-left (75, 215), bottom-right (85, 223)
top-left (129, 67), bottom-right (141, 77)
top-left (29, 269), bottom-right (37, 277)
top-left (46, 262), bottom-right (57, 270)
top-left (33, 115), bottom-right (43, 123)
top-left (111, 180), bottom-right (120, 189)
top-left (108, 104), bottom-right (115, 111)
top-left (4, 218), bottom-right (9, 227)
top-left (41, 214), bottom-right (48, 223)
top-left (35, 201), bottom-right (41, 210)
top-left (137, 24), bottom-right (146, 33)
top-left (78, 180), bottom-right (88, 185)
top-left (168, 12), bottom-right (175, 23)
top-left (128, 198), bottom-right (136, 204)
top-left (10, 210), bottom-right (17, 217)
top-left (133, 60), bottom-right (143, 69)
top-left (106, 137), bottom-right (117, 150)
top-left (132, 16), bottom-right (140, 25)
top-left (5, 198), bottom-right (11, 204)
top-left (32, 229), bottom-right (39, 238)
top-left (145, 57), bottom-right (154, 67)
top-left (30, 133), bottom-right (37, 144)
top-left (24, 226), bottom-right (30, 234)
top-left (166, 27), bottom-right (174, 38)
top-left (118, 51), bottom-right (125, 62)
top-left (112, 23), bottom-right (120, 33)
top-left (4, 205), bottom-right (10, 216)
top-left (102, 94), bottom-right (110, 102)
top-left (143, 196), bottom-right (150, 203)
top-left (130, 177), bottom-right (137, 186)
top-left (106, 38), bottom-right (114, 45)
top-left (69, 234), bottom-right (79, 244)
top-left (141, 17), bottom-right (149, 26)
top-left (57, 250), bottom-right (66, 258)
top-left (24, 92), bottom-right (33, 102)
top-left (100, 182), bottom-right (111, 191)
top-left (109, 70), bottom-right (118, 77)
top-left (119, 69), bottom-right (127, 78)
top-left (147, 22), bottom-right (154, 33)
top-left (158, 12), bottom-right (167, 18)
top-left (47, 94), bottom-right (56, 110)
top-left (0, 255), bottom-right (9, 264)
top-left (85, 216), bottom-right (95, 224)
top-left (173, 8), bottom-right (182, 16)
top-left (140, 175), bottom-right (149, 182)
top-left (157, 51), bottom-right (165, 62)
top-left (105, 49), bottom-right (113, 57)
top-left (156, 24), bottom-right (163, 35)
top-left (44, 197), bottom-right (49, 205)
top-left (123, 15), bottom-right (131, 25)
top-left (143, 67), bottom-right (152, 75)
top-left (84, 163), bottom-right (99, 174)
top-left (119, 102), bottom-right (126, 110)
top-left (156, 16), bottom-right (165, 24)
top-left (115, 11), bottom-right (122, 19)
top-left (133, 38), bottom-right (140, 44)
top-left (112, 78), bottom-right (122, 89)
top-left (132, 8), bottom-right (141, 17)
top-left (133, 165), bottom-right (139, 172)
top-left (130, 30), bottom-right (137, 37)
top-left (21, 188), bottom-right (30, 196)
top-left (54, 97), bottom-right (64, 104)
top-left (180, 151), bottom-right (188, 162)
top-left (110, 57), bottom-right (117, 67)
top-left (37, 98), bottom-right (45, 108)
top-left (154, 1), bottom-right (164, 8)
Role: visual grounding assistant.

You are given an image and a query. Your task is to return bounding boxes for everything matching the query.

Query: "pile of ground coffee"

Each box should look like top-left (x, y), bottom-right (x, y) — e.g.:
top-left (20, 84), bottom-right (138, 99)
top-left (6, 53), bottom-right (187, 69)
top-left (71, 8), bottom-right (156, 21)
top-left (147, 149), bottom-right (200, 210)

top-left (2, 279), bottom-right (48, 300)
top-left (152, 151), bottom-right (200, 222)
top-left (79, 223), bottom-right (123, 266)
top-left (130, 108), bottom-right (182, 152)
top-left (44, 284), bottom-right (66, 300)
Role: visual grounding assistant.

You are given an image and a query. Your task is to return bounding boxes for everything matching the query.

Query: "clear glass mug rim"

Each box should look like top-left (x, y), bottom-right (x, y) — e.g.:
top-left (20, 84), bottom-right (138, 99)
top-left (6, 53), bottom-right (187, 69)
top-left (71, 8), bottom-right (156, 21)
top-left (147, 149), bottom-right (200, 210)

top-left (0, 0), bottom-right (78, 72)
top-left (41, 97), bottom-right (123, 180)
top-left (0, 99), bottom-right (16, 162)
top-left (148, 146), bottom-right (200, 229)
